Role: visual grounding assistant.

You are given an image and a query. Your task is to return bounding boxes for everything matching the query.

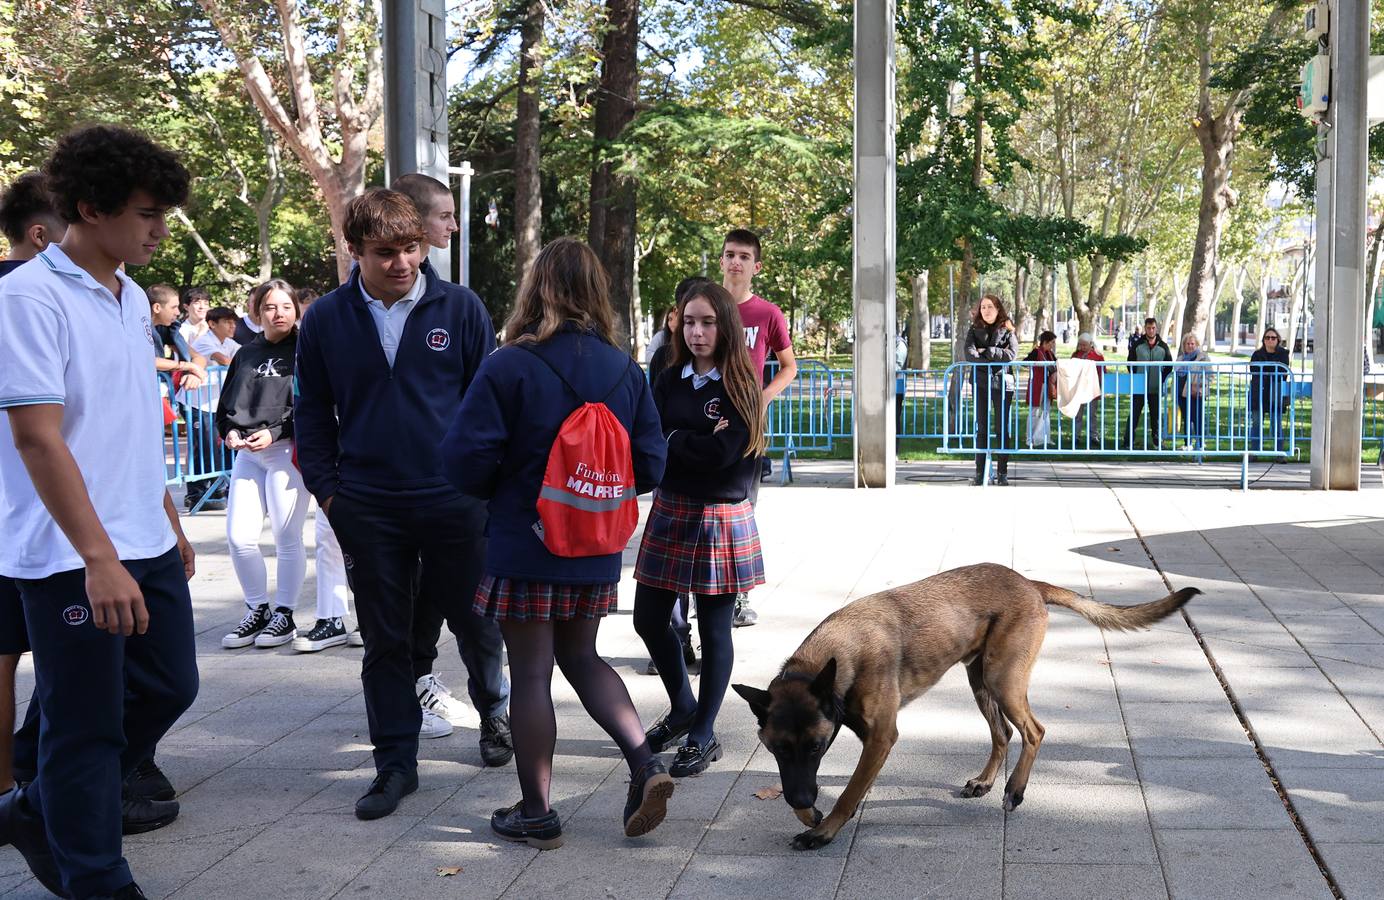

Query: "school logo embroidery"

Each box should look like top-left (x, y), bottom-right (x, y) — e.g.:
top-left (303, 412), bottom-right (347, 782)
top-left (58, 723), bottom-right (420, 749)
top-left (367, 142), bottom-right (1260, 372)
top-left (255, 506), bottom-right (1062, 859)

top-left (63, 605), bottom-right (89, 626)
top-left (342, 552), bottom-right (354, 570)
top-left (426, 328), bottom-right (451, 351)
top-left (142, 316), bottom-right (154, 346)
top-left (703, 397), bottom-right (722, 420)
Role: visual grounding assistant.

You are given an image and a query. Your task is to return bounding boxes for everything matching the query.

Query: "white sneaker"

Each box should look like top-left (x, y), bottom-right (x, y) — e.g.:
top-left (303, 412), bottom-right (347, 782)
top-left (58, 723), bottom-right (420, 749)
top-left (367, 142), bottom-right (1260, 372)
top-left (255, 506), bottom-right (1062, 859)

top-left (420, 707), bottom-right (453, 739)
top-left (416, 674), bottom-right (474, 725)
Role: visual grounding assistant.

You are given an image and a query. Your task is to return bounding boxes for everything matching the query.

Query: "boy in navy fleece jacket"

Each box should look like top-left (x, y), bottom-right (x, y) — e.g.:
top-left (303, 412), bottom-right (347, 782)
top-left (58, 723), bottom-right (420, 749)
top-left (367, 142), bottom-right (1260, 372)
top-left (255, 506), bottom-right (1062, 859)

top-left (294, 189), bottom-right (511, 821)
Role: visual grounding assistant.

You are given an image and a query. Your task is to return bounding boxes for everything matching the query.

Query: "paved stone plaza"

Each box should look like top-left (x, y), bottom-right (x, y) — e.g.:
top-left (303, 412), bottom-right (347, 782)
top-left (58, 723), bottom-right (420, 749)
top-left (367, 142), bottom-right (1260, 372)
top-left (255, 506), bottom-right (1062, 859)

top-left (4, 460), bottom-right (1383, 899)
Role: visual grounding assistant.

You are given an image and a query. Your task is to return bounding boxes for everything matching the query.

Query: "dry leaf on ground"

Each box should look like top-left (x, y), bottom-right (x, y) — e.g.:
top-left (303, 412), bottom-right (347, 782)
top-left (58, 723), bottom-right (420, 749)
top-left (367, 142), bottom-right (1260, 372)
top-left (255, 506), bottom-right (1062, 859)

top-left (753, 785), bottom-right (783, 801)
top-left (436, 866), bottom-right (464, 877)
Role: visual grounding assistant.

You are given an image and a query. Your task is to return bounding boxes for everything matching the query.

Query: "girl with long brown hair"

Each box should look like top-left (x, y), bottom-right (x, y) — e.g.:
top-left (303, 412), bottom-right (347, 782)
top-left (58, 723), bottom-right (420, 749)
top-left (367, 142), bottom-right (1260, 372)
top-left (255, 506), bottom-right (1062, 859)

top-left (441, 237), bottom-right (672, 849)
top-left (964, 293), bottom-right (1019, 485)
top-left (633, 281), bottom-right (767, 779)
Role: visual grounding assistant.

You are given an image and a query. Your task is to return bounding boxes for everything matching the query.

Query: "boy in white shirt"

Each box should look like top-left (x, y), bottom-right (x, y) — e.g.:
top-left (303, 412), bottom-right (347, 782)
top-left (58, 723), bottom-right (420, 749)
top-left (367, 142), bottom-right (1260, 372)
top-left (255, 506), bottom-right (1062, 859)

top-left (193, 305), bottom-right (241, 365)
top-left (0, 124), bottom-right (198, 900)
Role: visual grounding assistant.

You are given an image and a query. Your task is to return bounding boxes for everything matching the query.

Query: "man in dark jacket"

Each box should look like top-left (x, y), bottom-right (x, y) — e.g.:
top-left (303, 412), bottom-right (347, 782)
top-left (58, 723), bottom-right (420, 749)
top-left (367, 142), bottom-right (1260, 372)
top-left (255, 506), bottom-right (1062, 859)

top-left (294, 189), bottom-right (511, 822)
top-left (1124, 316), bottom-right (1173, 449)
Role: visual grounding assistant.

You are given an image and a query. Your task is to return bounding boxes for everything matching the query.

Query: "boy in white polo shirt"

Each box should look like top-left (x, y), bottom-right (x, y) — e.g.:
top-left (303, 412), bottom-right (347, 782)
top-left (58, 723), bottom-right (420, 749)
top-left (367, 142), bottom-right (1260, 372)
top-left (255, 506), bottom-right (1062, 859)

top-left (0, 125), bottom-right (199, 900)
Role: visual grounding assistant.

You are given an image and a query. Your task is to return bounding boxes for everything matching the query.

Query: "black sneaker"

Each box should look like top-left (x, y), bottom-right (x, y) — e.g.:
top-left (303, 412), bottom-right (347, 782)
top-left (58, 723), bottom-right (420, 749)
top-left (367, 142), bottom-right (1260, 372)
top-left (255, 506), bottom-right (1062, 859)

top-left (623, 758), bottom-right (674, 837)
top-left (124, 758), bottom-right (175, 802)
top-left (354, 770), bottom-right (418, 821)
top-left (0, 786), bottom-right (66, 898)
top-left (645, 712), bottom-right (694, 754)
top-left (490, 802), bottom-right (563, 850)
top-left (121, 797), bottom-right (179, 835)
top-left (996, 473), bottom-right (1010, 486)
top-left (221, 605), bottom-right (270, 649)
top-left (480, 715), bottom-right (514, 767)
top-left (291, 617), bottom-right (348, 652)
top-left (681, 635), bottom-right (700, 673)
top-left (109, 882), bottom-right (149, 899)
top-left (644, 659), bottom-right (659, 676)
top-left (669, 736), bottom-right (723, 778)
top-left (253, 608), bottom-right (297, 648)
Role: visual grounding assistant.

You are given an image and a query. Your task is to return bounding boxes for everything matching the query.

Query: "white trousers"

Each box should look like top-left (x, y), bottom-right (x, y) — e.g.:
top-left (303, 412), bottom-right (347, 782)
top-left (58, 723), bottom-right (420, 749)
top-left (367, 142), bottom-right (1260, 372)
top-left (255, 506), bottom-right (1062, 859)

top-left (313, 510), bottom-right (352, 620)
top-left (226, 441), bottom-right (308, 610)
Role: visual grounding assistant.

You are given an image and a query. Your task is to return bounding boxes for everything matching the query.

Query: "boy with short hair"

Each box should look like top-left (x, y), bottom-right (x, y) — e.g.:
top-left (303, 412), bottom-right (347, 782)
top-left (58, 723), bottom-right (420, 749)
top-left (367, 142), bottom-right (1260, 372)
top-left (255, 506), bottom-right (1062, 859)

top-left (389, 172), bottom-right (473, 731)
top-left (149, 283), bottom-right (221, 511)
top-left (0, 123), bottom-right (199, 900)
top-left (193, 306), bottom-right (241, 365)
top-left (719, 228), bottom-right (796, 627)
top-left (294, 188), bottom-right (511, 821)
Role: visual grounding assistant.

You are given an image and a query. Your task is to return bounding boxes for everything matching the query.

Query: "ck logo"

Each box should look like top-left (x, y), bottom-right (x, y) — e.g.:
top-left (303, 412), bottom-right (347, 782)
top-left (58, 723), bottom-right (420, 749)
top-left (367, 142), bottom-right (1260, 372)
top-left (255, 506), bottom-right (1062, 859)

top-left (254, 359), bottom-right (284, 378)
top-left (63, 604), bottom-right (89, 626)
top-left (703, 397), bottom-right (722, 420)
top-left (426, 328), bottom-right (451, 351)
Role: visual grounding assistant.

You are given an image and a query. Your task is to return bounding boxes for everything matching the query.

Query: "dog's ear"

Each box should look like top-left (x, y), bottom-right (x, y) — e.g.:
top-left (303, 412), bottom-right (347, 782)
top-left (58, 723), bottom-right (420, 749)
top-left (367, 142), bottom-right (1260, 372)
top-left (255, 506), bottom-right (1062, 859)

top-left (811, 658), bottom-right (838, 708)
top-left (732, 683), bottom-right (772, 724)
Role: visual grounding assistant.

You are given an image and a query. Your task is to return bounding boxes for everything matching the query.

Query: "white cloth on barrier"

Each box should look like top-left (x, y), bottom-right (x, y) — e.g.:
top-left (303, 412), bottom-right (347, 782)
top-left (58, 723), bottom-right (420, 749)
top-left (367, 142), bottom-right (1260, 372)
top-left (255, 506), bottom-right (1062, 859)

top-left (1056, 358), bottom-right (1102, 418)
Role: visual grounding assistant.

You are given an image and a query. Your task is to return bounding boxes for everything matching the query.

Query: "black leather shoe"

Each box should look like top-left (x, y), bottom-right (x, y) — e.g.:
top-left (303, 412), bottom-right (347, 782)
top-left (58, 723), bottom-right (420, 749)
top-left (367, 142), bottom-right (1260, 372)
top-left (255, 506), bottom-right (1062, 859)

top-left (645, 712), bottom-right (694, 754)
top-left (490, 801), bottom-right (563, 850)
top-left (623, 758), bottom-right (674, 837)
top-left (124, 758), bottom-right (175, 802)
top-left (121, 797), bottom-right (179, 835)
top-left (479, 715), bottom-right (514, 767)
top-left (93, 882), bottom-right (149, 900)
top-left (354, 770), bottom-right (418, 821)
top-left (0, 786), bottom-right (69, 898)
top-left (669, 737), bottom-right (723, 778)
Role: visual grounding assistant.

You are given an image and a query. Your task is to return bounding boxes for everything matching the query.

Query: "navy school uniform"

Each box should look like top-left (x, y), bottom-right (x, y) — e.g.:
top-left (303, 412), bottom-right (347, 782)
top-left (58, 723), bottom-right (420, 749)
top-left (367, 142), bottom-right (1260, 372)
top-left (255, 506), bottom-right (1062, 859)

top-left (294, 261), bottom-right (507, 776)
top-left (439, 325), bottom-right (666, 620)
top-left (635, 365), bottom-right (765, 596)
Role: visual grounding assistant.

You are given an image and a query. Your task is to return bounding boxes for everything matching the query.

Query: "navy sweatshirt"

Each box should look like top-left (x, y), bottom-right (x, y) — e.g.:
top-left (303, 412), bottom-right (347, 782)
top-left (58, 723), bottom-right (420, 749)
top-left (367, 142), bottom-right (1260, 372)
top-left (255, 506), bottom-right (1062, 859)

top-left (652, 365), bottom-right (756, 503)
top-left (441, 326), bottom-right (666, 584)
top-left (216, 333), bottom-right (297, 442)
top-left (294, 263), bottom-right (496, 507)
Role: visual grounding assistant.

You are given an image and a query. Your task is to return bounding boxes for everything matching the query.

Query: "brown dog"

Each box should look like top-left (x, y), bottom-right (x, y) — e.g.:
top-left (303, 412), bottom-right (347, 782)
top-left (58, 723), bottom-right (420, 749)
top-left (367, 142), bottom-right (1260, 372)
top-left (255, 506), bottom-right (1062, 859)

top-left (732, 563), bottom-right (1198, 850)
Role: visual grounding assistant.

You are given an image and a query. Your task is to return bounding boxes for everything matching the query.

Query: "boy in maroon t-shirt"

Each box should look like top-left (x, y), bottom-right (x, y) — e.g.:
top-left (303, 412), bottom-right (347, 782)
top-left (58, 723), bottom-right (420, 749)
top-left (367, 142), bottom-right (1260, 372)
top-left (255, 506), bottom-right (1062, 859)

top-left (719, 228), bottom-right (796, 626)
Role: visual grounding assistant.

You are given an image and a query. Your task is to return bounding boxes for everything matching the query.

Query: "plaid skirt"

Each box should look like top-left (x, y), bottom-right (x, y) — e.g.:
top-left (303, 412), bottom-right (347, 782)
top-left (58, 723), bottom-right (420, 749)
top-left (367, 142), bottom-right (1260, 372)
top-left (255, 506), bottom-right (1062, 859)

top-left (635, 490), bottom-right (765, 595)
top-left (473, 576), bottom-right (619, 622)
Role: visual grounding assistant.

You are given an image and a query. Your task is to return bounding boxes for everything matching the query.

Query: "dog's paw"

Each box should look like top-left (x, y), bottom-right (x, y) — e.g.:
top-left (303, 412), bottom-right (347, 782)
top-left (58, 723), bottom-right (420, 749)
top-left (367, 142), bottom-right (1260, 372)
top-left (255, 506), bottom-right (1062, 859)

top-left (791, 827), bottom-right (835, 851)
top-left (961, 779), bottom-right (993, 798)
top-left (1002, 789), bottom-right (1024, 812)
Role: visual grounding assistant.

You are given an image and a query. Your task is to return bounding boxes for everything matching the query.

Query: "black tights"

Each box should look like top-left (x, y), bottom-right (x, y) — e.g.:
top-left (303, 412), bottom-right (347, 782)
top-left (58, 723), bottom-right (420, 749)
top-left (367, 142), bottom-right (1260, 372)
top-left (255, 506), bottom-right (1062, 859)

top-left (633, 585), bottom-right (736, 746)
top-left (499, 617), bottom-right (653, 817)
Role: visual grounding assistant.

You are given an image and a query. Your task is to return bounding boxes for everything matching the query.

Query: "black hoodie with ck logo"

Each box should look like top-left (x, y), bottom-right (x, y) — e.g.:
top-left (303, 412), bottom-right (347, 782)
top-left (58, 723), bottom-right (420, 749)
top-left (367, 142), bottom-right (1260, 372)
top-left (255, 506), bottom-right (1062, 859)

top-left (216, 332), bottom-right (297, 442)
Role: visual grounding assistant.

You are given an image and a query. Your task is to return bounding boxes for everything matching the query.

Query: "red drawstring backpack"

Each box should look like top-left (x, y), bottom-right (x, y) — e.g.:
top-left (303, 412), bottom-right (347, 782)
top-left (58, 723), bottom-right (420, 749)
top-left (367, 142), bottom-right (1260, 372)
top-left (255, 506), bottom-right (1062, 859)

top-left (525, 349), bottom-right (638, 557)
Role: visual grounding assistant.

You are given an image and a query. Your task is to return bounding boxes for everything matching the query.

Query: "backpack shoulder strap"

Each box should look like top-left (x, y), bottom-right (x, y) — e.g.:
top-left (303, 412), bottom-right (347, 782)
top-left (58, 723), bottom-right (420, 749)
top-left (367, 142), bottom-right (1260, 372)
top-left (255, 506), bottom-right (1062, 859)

top-left (521, 343), bottom-right (634, 406)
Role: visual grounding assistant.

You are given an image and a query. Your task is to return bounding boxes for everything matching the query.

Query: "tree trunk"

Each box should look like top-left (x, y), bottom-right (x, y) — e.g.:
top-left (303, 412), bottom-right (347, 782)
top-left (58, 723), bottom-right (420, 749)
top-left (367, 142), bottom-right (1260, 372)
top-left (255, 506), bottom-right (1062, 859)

top-left (199, 0), bottom-right (382, 284)
top-left (587, 0), bottom-right (639, 350)
top-left (1014, 260), bottom-right (1032, 340)
top-left (1035, 265), bottom-right (1052, 334)
top-left (1285, 254), bottom-right (1309, 352)
top-left (513, 0), bottom-right (544, 286)
top-left (1229, 264), bottom-right (1250, 355)
top-left (1182, 84), bottom-right (1241, 339)
top-left (907, 271), bottom-right (929, 369)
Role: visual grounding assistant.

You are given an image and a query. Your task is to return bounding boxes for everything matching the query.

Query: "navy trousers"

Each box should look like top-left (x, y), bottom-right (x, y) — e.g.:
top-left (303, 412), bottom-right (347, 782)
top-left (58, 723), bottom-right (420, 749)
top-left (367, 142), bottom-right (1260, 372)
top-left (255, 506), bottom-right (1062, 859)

top-left (16, 547), bottom-right (198, 898)
top-left (326, 494), bottom-right (507, 775)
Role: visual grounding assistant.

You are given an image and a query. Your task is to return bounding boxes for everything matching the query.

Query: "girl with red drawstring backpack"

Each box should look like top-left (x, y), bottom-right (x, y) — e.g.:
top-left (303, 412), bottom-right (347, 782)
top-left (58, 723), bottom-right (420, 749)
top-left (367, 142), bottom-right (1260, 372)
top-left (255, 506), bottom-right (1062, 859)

top-left (440, 238), bottom-right (671, 850)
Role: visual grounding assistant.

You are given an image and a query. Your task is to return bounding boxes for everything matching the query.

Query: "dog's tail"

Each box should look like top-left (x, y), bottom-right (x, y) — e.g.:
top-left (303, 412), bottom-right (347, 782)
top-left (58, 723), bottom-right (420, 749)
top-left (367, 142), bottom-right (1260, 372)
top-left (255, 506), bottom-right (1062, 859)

top-left (1035, 583), bottom-right (1200, 632)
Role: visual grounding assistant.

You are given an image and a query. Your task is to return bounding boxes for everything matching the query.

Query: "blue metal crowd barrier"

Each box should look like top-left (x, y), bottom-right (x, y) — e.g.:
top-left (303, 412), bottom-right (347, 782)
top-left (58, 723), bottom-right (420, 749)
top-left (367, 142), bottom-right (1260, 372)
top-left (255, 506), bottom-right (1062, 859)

top-left (942, 360), bottom-right (1299, 489)
top-left (160, 366), bottom-right (234, 511)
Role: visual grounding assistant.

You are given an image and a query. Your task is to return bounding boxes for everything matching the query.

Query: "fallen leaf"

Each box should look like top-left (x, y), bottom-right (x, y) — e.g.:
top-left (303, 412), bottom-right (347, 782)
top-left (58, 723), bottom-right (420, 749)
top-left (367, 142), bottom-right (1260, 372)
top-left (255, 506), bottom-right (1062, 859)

top-left (436, 866), bottom-right (464, 877)
top-left (1107, 547), bottom-right (1121, 552)
top-left (753, 785), bottom-right (783, 801)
